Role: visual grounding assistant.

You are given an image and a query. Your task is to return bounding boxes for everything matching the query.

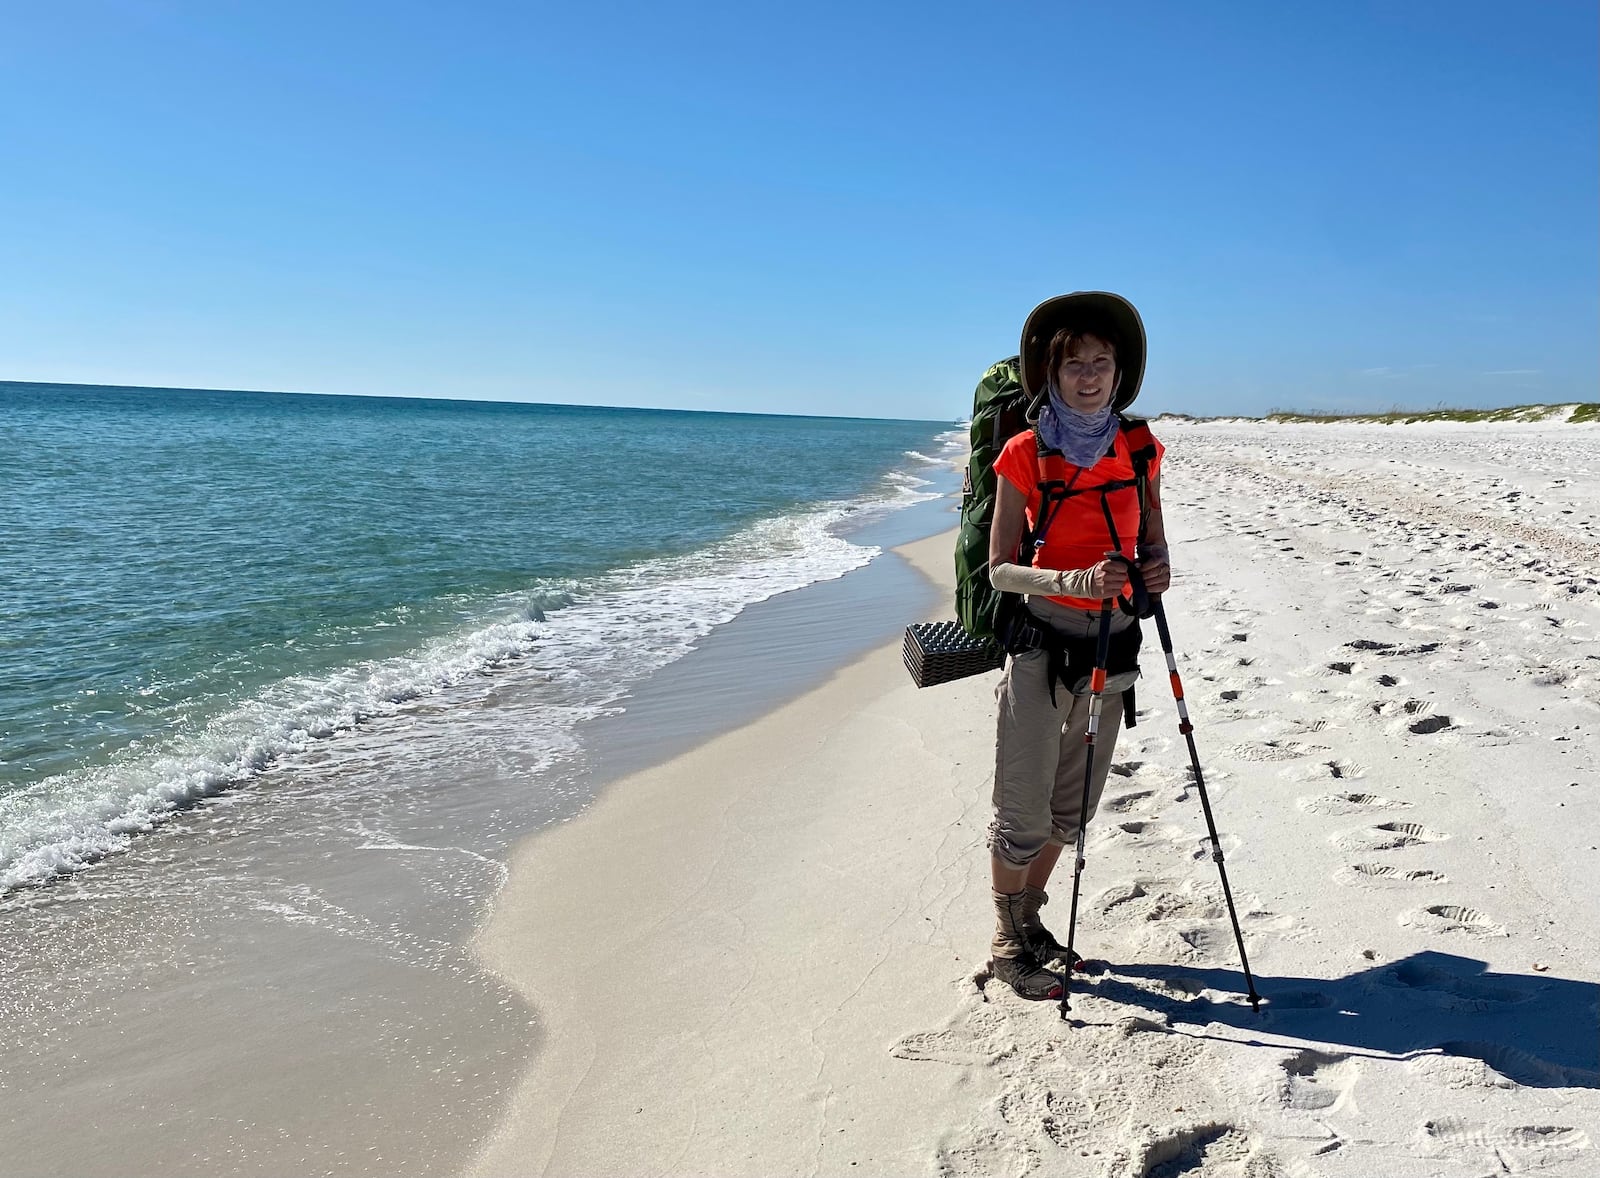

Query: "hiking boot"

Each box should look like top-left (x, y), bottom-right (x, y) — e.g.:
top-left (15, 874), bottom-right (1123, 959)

top-left (1019, 885), bottom-right (1085, 970)
top-left (989, 889), bottom-right (1065, 1000)
top-left (989, 951), bottom-right (1064, 1000)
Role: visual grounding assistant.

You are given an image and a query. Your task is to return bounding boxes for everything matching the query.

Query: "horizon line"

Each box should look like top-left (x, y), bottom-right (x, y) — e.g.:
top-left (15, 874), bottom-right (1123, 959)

top-left (0, 377), bottom-right (954, 428)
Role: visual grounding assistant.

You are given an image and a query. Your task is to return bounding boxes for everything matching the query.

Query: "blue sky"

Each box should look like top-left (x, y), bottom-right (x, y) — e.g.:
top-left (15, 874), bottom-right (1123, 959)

top-left (2, 1), bottom-right (1594, 419)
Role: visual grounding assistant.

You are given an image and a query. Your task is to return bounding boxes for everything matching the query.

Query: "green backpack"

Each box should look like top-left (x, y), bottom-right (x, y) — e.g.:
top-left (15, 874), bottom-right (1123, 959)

top-left (954, 356), bottom-right (1034, 640)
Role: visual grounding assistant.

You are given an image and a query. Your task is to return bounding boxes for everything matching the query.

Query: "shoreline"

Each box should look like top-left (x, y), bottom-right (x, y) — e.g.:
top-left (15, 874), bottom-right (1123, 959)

top-left (467, 530), bottom-right (996, 1176)
top-left (0, 490), bottom-right (962, 1178)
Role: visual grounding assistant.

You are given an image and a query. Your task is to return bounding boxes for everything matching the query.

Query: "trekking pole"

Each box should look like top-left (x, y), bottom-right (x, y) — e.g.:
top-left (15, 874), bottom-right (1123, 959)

top-left (1059, 598), bottom-right (1116, 1020)
top-left (1149, 596), bottom-right (1263, 1013)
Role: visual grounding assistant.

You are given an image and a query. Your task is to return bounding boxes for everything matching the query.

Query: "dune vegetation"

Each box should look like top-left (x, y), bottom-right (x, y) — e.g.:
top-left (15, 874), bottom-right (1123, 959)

top-left (1262, 402), bottom-right (1599, 425)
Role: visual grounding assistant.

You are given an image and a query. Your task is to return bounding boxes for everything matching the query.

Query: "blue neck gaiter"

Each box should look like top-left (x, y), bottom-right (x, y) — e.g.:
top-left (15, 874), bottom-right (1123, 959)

top-left (1037, 382), bottom-right (1120, 468)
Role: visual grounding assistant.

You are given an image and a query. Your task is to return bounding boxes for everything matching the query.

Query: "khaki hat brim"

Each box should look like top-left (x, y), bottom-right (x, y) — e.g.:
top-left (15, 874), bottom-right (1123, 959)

top-left (1020, 291), bottom-right (1147, 412)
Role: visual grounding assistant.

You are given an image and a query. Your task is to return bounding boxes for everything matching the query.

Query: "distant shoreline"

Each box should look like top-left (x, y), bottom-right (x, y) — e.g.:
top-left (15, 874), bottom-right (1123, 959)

top-left (1157, 401), bottom-right (1599, 425)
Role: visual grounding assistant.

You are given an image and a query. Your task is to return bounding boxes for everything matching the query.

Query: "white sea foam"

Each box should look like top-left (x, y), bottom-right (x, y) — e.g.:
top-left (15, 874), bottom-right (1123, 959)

top-left (0, 619), bottom-right (546, 889)
top-left (882, 469), bottom-right (933, 489)
top-left (0, 483), bottom-right (942, 892)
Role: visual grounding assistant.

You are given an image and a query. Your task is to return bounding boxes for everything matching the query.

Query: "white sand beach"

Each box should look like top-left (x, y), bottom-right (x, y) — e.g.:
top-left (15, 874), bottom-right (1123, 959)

top-left (469, 420), bottom-right (1599, 1177)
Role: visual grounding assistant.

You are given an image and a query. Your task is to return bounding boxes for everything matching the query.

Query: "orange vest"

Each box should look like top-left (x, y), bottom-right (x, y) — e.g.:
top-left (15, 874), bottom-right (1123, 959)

top-left (992, 422), bottom-right (1163, 610)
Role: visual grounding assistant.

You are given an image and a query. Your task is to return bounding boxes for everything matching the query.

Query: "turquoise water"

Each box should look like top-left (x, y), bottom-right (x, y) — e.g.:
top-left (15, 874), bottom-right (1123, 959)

top-left (0, 383), bottom-right (959, 888)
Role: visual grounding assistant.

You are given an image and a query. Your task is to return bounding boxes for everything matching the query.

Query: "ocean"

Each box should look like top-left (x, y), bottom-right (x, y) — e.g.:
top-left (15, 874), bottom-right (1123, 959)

top-left (0, 382), bottom-right (962, 894)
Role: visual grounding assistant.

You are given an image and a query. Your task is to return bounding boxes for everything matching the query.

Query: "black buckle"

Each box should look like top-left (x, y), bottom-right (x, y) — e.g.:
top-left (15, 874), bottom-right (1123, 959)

top-left (999, 604), bottom-right (1048, 655)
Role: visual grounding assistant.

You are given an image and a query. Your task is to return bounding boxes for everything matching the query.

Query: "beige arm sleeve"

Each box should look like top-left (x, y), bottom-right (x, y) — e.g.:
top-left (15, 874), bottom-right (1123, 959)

top-left (989, 561), bottom-right (1097, 598)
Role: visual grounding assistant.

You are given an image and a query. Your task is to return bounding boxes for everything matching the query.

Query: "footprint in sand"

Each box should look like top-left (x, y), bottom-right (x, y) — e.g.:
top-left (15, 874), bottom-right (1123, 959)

top-left (1405, 1051), bottom-right (1521, 1091)
top-left (1334, 821), bottom-right (1448, 852)
top-left (933, 1132), bottom-right (1039, 1178)
top-left (1136, 1124), bottom-right (1269, 1178)
top-left (891, 1032), bottom-right (995, 1067)
top-left (1286, 757), bottom-right (1366, 783)
top-left (1135, 973), bottom-right (1209, 1002)
top-left (1346, 638), bottom-right (1396, 653)
top-left (1347, 637), bottom-right (1444, 659)
top-left (1369, 697), bottom-right (1433, 719)
top-left (1298, 792), bottom-right (1409, 816)
top-left (1401, 904), bottom-right (1507, 937)
top-left (1109, 818), bottom-right (1210, 853)
top-left (1094, 878), bottom-right (1223, 924)
top-left (1379, 960), bottom-right (1529, 1011)
top-left (1288, 689), bottom-right (1335, 710)
top-left (1335, 863), bottom-right (1446, 889)
top-left (901, 952), bottom-right (1243, 1175)
top-left (1426, 1042), bottom-right (1600, 1089)
top-left (890, 1004), bottom-right (1010, 1066)
top-left (1267, 1049), bottom-right (1357, 1113)
top-left (1095, 877), bottom-right (1284, 967)
top-left (1420, 1117), bottom-right (1591, 1173)
top-left (1226, 739), bottom-right (1327, 762)
top-left (1396, 641), bottom-right (1444, 657)
top-left (1408, 714), bottom-right (1455, 735)
top-left (1258, 715), bottom-right (1332, 743)
top-left (1036, 1090), bottom-right (1094, 1155)
top-left (1363, 699), bottom-right (1460, 736)
top-left (1183, 830), bottom-right (1242, 863)
top-left (1169, 909), bottom-right (1291, 963)
top-left (1103, 789), bottom-right (1156, 815)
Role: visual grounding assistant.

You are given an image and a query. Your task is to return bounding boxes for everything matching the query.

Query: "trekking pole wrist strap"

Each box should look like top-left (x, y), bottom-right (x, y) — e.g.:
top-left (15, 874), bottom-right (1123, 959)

top-left (1103, 553), bottom-right (1155, 619)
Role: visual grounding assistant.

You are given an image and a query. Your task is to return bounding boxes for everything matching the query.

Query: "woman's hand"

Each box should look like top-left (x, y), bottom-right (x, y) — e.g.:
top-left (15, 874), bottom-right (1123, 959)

top-left (1138, 552), bottom-right (1172, 595)
top-left (1088, 558), bottom-right (1130, 600)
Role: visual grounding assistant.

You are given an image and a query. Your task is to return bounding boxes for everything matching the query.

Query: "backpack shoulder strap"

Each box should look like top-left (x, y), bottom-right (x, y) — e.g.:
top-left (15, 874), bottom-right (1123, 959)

top-left (1119, 416), bottom-right (1158, 472)
top-left (1012, 432), bottom-right (1068, 564)
top-left (1117, 415), bottom-right (1158, 551)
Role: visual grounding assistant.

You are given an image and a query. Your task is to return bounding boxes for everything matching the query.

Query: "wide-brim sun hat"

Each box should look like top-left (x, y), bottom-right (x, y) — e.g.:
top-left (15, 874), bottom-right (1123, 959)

top-left (1020, 291), bottom-right (1147, 413)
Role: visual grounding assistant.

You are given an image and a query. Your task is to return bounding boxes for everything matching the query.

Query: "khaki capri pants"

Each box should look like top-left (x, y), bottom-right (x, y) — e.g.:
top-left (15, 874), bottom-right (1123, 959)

top-left (989, 599), bottom-right (1136, 869)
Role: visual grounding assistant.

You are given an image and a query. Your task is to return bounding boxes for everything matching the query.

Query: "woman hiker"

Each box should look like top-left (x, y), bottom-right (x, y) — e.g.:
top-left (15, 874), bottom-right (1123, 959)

top-left (984, 292), bottom-right (1171, 999)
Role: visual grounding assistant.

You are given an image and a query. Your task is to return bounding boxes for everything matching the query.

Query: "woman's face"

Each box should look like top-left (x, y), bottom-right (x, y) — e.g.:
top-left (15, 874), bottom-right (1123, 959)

top-left (1054, 334), bottom-right (1117, 413)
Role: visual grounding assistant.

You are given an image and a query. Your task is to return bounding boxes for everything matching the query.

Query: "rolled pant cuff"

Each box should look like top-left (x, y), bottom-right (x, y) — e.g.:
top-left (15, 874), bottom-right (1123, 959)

top-left (986, 829), bottom-right (1045, 869)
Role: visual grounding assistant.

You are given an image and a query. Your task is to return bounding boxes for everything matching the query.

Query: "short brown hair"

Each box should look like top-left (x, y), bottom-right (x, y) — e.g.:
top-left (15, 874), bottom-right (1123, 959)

top-left (1045, 325), bottom-right (1118, 388)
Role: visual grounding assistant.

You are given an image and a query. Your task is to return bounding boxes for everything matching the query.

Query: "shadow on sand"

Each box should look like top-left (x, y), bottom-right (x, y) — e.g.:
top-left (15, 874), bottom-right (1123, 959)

top-left (1079, 949), bottom-right (1599, 1089)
